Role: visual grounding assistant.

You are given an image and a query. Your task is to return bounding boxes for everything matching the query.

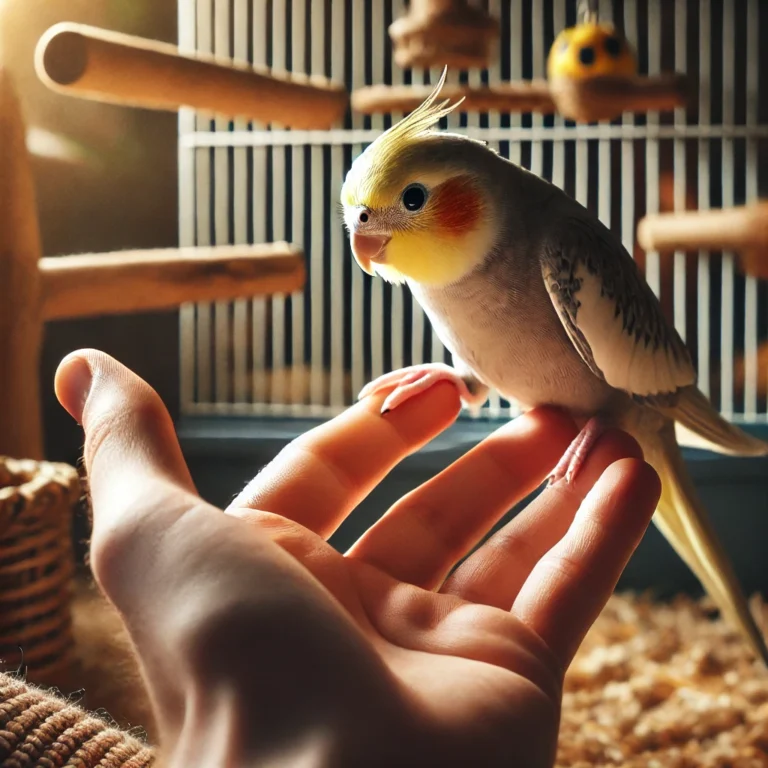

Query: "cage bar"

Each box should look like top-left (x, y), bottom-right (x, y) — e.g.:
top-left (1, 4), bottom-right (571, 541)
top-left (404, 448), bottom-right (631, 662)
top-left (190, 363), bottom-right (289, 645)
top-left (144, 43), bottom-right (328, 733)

top-left (697, 0), bottom-right (712, 398)
top-left (720, 1), bottom-right (736, 419)
top-left (744, 0), bottom-right (760, 418)
top-left (329, 0), bottom-right (346, 407)
top-left (289, 0), bottom-right (307, 411)
top-left (177, 0), bottom-right (196, 412)
top-left (213, 0), bottom-right (230, 405)
top-left (231, 0), bottom-right (248, 404)
top-left (251, 2), bottom-right (269, 405)
top-left (673, 0), bottom-right (687, 342)
top-left (194, 0), bottom-right (213, 405)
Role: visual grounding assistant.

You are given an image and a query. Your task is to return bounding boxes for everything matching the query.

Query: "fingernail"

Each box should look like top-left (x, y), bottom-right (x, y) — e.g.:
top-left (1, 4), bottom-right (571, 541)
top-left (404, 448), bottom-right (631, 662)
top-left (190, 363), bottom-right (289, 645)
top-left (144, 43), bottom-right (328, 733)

top-left (55, 354), bottom-right (93, 424)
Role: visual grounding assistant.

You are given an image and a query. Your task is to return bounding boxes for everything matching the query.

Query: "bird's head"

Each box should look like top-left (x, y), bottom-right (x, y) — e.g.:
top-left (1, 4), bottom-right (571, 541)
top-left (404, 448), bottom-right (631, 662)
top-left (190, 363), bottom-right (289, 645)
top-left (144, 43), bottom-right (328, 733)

top-left (340, 70), bottom-right (499, 287)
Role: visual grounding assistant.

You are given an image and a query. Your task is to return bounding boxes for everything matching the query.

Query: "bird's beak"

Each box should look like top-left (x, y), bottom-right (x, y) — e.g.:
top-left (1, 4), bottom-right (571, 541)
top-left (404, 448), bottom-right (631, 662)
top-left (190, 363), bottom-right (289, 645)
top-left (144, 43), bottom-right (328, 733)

top-left (351, 232), bottom-right (391, 276)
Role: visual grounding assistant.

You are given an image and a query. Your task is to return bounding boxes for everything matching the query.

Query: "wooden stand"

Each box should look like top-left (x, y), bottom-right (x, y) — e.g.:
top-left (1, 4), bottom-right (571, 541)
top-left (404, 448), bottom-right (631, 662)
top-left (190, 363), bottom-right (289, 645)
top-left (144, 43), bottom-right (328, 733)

top-left (0, 68), bottom-right (306, 461)
top-left (389, 0), bottom-right (499, 70)
top-left (35, 22), bottom-right (348, 130)
top-left (0, 67), bottom-right (45, 463)
top-left (638, 203), bottom-right (768, 279)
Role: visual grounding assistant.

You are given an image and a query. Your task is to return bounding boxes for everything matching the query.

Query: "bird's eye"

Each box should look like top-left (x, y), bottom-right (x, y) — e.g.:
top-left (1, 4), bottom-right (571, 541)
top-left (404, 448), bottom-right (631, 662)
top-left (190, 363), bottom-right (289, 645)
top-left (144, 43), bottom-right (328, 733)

top-left (402, 183), bottom-right (428, 212)
top-left (604, 35), bottom-right (622, 58)
top-left (358, 209), bottom-right (370, 224)
top-left (579, 45), bottom-right (596, 66)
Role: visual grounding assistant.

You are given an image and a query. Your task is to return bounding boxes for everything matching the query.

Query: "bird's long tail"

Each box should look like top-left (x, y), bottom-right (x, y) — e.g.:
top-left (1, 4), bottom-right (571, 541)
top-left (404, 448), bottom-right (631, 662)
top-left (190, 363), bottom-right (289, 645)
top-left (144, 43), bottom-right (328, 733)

top-left (671, 385), bottom-right (768, 457)
top-left (637, 421), bottom-right (768, 667)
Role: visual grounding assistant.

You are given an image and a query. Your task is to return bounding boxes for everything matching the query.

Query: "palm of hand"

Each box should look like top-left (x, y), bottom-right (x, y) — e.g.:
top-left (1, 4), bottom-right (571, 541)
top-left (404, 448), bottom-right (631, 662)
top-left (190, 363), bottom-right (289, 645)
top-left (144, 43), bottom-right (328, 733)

top-left (55, 353), bottom-right (659, 768)
top-left (328, 554), bottom-right (563, 768)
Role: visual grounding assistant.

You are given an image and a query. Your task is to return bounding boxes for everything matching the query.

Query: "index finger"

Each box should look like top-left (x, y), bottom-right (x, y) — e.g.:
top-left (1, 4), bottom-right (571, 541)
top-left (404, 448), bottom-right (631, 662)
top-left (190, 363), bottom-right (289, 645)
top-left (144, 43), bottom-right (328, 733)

top-left (226, 380), bottom-right (462, 539)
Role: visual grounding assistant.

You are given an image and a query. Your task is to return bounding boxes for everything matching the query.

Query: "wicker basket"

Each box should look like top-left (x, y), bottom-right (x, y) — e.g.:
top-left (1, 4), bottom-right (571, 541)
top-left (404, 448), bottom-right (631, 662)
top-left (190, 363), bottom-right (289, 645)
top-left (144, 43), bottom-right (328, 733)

top-left (0, 455), bottom-right (81, 686)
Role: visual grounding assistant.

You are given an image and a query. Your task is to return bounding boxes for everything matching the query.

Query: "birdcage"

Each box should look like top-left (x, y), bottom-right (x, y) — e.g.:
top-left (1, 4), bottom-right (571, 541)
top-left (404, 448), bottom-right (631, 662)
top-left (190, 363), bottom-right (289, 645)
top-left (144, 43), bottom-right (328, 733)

top-left (176, 0), bottom-right (768, 429)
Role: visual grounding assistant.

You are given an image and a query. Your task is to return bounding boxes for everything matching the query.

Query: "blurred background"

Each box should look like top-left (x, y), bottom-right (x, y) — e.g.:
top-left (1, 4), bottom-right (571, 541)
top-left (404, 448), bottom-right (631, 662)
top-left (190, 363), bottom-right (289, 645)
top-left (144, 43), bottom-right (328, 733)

top-left (0, 0), bottom-right (179, 462)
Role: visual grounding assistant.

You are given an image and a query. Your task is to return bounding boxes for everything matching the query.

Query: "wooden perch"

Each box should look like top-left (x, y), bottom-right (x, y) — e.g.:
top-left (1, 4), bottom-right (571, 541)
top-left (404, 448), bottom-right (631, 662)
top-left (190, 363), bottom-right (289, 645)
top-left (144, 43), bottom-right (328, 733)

top-left (638, 203), bottom-right (768, 279)
top-left (352, 73), bottom-right (687, 122)
top-left (39, 244), bottom-right (305, 320)
top-left (389, 0), bottom-right (499, 70)
top-left (549, 73), bottom-right (690, 123)
top-left (0, 238), bottom-right (306, 461)
top-left (0, 67), bottom-right (45, 462)
top-left (352, 81), bottom-right (555, 116)
top-left (35, 22), bottom-right (348, 129)
top-left (638, 203), bottom-right (768, 253)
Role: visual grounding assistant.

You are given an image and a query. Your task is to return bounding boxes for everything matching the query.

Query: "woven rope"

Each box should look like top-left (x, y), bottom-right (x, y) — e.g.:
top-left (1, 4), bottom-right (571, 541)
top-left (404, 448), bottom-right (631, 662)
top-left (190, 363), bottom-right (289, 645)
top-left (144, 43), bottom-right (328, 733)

top-left (0, 672), bottom-right (156, 766)
top-left (0, 457), bottom-right (82, 684)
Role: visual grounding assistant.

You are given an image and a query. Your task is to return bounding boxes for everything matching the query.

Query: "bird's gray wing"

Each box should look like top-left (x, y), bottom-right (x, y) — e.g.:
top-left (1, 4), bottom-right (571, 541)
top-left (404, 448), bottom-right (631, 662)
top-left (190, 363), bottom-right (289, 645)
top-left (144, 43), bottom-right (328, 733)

top-left (539, 214), bottom-right (696, 405)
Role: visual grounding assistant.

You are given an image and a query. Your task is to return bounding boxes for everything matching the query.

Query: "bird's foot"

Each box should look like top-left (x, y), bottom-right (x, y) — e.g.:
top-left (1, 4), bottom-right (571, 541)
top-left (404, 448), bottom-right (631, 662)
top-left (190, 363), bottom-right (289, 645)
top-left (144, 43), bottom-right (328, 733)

top-left (548, 416), bottom-right (608, 486)
top-left (358, 363), bottom-right (483, 414)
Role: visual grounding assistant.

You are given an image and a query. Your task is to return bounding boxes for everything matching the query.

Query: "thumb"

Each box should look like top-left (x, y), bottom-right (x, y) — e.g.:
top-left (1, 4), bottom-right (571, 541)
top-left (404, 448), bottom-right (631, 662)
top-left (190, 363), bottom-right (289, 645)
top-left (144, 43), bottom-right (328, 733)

top-left (54, 349), bottom-right (199, 583)
top-left (55, 349), bottom-right (196, 498)
top-left (55, 351), bottom-right (212, 733)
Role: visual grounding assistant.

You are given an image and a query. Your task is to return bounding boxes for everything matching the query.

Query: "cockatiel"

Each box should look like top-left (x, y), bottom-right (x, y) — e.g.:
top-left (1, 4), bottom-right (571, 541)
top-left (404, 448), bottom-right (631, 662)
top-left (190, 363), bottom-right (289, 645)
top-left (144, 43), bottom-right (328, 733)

top-left (341, 69), bottom-right (768, 665)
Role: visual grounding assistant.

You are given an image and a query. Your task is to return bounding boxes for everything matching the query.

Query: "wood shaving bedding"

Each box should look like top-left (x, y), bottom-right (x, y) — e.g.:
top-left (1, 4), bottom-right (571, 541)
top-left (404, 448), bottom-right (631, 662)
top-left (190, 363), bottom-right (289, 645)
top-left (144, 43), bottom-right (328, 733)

top-left (558, 593), bottom-right (768, 767)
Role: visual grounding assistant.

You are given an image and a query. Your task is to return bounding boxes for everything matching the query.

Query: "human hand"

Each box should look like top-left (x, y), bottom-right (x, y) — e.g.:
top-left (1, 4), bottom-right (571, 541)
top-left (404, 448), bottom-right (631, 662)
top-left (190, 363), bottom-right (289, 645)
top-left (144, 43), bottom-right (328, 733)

top-left (55, 349), bottom-right (660, 768)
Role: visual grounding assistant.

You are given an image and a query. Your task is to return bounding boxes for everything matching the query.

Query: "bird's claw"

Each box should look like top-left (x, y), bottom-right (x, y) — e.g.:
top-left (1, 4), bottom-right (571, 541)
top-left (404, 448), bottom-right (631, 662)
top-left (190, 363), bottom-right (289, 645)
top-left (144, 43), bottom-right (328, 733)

top-left (548, 416), bottom-right (607, 486)
top-left (358, 363), bottom-right (476, 414)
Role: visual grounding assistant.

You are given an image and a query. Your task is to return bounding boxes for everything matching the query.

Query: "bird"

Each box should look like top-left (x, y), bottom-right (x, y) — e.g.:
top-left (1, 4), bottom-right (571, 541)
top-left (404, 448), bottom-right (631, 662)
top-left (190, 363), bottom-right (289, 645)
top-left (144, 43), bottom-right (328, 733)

top-left (340, 68), bottom-right (768, 666)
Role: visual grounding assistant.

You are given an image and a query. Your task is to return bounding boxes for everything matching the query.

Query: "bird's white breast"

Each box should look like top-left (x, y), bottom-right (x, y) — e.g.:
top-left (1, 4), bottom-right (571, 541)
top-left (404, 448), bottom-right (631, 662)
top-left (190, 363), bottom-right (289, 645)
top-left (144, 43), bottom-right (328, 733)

top-left (408, 261), bottom-right (617, 417)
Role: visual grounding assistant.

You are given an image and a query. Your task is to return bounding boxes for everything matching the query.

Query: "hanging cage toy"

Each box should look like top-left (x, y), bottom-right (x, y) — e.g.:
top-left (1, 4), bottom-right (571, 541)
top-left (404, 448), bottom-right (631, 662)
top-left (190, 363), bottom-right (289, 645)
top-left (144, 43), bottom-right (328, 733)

top-left (546, 0), bottom-right (689, 122)
top-left (388, 0), bottom-right (500, 70)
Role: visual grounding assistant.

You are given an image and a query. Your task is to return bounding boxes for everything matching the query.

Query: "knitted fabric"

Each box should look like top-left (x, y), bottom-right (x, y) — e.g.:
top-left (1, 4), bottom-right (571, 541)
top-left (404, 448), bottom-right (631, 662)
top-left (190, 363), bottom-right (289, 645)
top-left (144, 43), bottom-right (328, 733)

top-left (0, 673), bottom-right (156, 767)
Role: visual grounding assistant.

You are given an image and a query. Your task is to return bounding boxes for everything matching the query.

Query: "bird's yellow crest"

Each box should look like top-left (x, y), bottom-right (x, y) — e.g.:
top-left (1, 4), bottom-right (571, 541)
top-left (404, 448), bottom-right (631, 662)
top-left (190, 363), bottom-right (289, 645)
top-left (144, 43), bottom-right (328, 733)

top-left (341, 67), bottom-right (465, 209)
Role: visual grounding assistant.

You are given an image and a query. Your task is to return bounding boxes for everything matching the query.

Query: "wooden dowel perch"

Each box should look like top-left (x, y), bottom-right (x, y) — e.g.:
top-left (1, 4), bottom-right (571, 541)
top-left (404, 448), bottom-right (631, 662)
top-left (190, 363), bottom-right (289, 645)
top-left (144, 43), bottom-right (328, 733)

top-left (0, 239), bottom-right (306, 460)
top-left (35, 22), bottom-right (348, 129)
top-left (352, 74), bottom-right (688, 123)
top-left (638, 204), bottom-right (768, 253)
top-left (40, 244), bottom-right (305, 320)
top-left (549, 73), bottom-right (690, 123)
top-left (638, 203), bottom-right (768, 279)
top-left (352, 81), bottom-right (556, 116)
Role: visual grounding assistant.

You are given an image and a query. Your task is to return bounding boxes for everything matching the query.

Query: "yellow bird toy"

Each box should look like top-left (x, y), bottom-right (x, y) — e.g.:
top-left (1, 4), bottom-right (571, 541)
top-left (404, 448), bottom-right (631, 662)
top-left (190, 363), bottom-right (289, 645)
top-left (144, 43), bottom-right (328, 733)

top-left (547, 20), bottom-right (637, 81)
top-left (341, 70), bottom-right (768, 666)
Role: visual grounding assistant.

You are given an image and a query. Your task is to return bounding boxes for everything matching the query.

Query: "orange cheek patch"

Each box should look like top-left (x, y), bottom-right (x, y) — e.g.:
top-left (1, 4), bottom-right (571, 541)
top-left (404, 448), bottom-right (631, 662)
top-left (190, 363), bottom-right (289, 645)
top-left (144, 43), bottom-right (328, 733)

top-left (431, 176), bottom-right (484, 235)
